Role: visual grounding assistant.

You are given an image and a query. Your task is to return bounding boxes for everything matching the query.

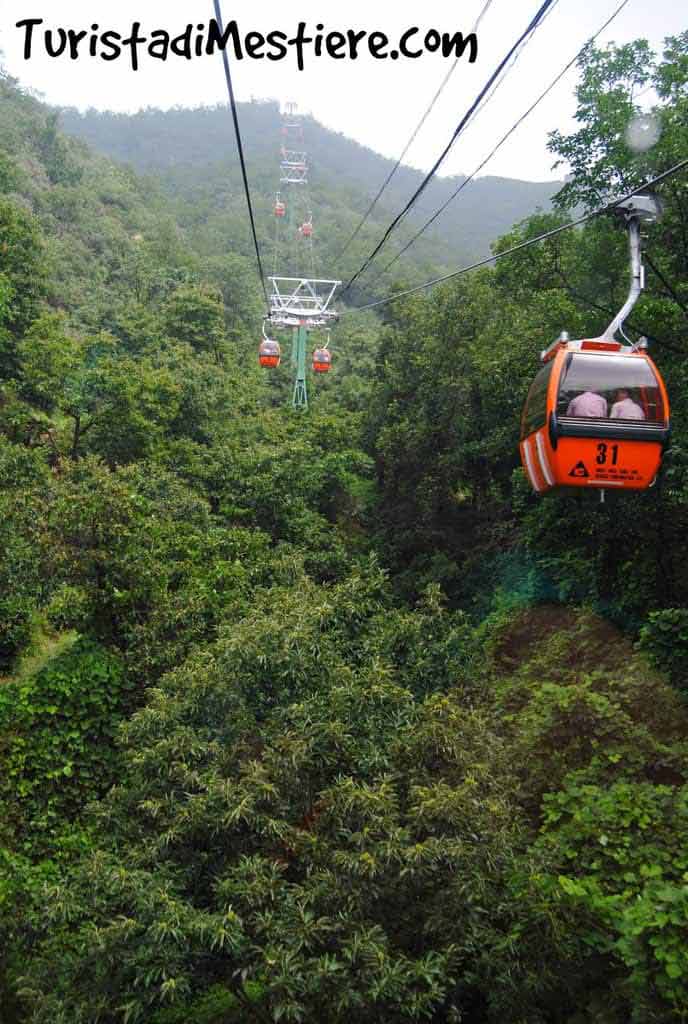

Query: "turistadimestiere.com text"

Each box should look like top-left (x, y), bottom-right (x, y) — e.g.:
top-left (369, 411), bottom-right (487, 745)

top-left (15, 18), bottom-right (479, 72)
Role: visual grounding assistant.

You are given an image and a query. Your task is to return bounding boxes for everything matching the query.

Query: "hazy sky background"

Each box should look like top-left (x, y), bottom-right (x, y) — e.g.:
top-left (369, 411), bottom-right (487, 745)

top-left (0, 1), bottom-right (685, 182)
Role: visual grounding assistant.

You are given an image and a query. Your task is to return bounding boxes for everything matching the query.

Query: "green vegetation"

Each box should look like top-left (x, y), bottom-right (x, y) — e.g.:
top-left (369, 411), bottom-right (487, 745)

top-left (1, 31), bottom-right (688, 1024)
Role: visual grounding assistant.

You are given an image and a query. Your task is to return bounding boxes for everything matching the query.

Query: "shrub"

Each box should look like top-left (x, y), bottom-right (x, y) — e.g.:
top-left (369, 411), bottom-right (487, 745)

top-left (537, 782), bottom-right (688, 1019)
top-left (638, 608), bottom-right (688, 696)
top-left (0, 639), bottom-right (129, 853)
top-left (151, 983), bottom-right (264, 1024)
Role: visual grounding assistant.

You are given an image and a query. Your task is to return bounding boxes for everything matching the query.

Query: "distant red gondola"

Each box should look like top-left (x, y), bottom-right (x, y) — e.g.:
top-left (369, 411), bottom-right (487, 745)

top-left (312, 348), bottom-right (331, 373)
top-left (259, 339), bottom-right (281, 368)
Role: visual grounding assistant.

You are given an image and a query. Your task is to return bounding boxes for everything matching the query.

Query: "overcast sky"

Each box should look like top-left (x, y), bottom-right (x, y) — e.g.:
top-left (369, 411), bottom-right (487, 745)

top-left (0, 0), bottom-right (684, 182)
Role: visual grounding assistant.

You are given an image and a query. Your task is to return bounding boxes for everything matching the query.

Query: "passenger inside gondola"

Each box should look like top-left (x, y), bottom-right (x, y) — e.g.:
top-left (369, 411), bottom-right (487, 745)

top-left (610, 389), bottom-right (645, 420)
top-left (566, 391), bottom-right (607, 417)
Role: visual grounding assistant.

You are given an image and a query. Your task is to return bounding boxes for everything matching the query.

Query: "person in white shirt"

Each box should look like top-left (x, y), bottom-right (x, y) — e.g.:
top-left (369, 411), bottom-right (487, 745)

top-left (610, 389), bottom-right (645, 420)
top-left (566, 391), bottom-right (608, 417)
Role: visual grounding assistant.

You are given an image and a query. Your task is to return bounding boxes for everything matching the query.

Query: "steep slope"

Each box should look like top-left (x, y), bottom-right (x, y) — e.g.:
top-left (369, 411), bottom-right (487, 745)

top-left (0, 71), bottom-right (267, 334)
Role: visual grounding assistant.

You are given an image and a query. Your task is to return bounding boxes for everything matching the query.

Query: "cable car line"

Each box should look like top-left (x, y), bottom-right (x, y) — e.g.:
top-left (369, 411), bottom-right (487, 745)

top-left (343, 158), bottom-right (688, 314)
top-left (212, 0), bottom-right (270, 312)
top-left (339, 0), bottom-right (560, 282)
top-left (334, 0), bottom-right (496, 265)
top-left (341, 0), bottom-right (558, 294)
top-left (372, 0), bottom-right (633, 283)
top-left (460, 0), bottom-right (561, 133)
top-left (340, 0), bottom-right (560, 297)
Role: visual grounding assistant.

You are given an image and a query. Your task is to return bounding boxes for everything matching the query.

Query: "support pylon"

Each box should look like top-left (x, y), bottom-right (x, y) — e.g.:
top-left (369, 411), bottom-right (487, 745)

top-left (266, 102), bottom-right (339, 408)
top-left (292, 324), bottom-right (308, 409)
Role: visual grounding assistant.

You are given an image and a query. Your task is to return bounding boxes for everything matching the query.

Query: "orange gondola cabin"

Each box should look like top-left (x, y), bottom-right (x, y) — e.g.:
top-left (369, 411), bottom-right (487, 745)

top-left (312, 348), bottom-right (331, 374)
top-left (520, 335), bottom-right (670, 494)
top-left (259, 339), bottom-right (281, 368)
top-left (520, 192), bottom-right (670, 495)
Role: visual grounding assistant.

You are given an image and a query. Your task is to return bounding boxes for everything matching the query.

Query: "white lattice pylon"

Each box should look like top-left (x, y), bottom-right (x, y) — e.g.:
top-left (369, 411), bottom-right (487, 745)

top-left (268, 277), bottom-right (340, 328)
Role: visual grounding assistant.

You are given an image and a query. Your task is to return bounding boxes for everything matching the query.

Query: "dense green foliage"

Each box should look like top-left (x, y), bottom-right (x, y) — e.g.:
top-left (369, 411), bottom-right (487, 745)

top-left (1, 32), bottom-right (688, 1024)
top-left (0, 639), bottom-right (126, 852)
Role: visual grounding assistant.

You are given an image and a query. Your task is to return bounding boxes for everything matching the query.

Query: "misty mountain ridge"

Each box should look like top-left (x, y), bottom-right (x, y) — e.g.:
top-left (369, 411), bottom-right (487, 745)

top-left (58, 99), bottom-right (562, 292)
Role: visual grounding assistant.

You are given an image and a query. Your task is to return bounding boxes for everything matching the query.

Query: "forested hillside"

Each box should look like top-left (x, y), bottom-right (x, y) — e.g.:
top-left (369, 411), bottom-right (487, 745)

top-left (59, 101), bottom-right (559, 301)
top-left (2, 29), bottom-right (688, 1024)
